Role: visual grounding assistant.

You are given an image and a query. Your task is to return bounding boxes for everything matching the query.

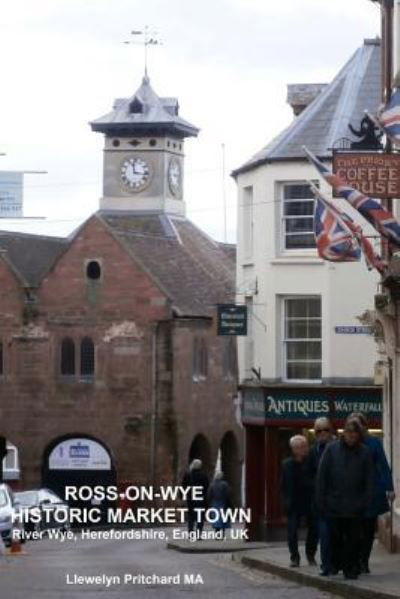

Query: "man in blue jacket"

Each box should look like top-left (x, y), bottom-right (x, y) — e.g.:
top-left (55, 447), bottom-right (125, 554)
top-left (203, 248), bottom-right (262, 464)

top-left (309, 417), bottom-right (335, 576)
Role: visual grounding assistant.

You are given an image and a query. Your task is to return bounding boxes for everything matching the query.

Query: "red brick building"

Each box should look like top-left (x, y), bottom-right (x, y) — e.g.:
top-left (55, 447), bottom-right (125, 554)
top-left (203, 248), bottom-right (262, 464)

top-left (0, 74), bottom-right (242, 505)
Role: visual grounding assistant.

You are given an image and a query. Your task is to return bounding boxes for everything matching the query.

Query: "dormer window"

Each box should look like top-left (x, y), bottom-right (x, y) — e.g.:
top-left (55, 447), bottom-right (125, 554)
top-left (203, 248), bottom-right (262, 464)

top-left (129, 98), bottom-right (143, 114)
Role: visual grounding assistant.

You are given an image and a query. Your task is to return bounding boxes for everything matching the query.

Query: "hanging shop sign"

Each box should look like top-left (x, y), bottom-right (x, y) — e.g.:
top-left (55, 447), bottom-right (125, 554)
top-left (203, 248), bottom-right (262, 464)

top-left (332, 152), bottom-right (400, 199)
top-left (241, 387), bottom-right (382, 424)
top-left (217, 304), bottom-right (247, 336)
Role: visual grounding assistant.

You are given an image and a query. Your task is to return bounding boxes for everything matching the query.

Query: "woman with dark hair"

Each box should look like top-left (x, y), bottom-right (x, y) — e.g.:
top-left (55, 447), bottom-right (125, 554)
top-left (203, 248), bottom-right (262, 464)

top-left (350, 412), bottom-right (395, 574)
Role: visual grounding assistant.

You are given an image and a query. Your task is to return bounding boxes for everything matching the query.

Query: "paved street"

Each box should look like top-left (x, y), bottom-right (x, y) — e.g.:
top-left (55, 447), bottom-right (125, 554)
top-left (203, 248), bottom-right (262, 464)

top-left (0, 529), bottom-right (338, 599)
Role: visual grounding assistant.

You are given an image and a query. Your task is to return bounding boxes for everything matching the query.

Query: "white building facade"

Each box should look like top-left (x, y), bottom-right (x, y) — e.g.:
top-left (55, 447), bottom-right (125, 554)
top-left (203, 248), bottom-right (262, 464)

top-left (234, 39), bottom-right (384, 540)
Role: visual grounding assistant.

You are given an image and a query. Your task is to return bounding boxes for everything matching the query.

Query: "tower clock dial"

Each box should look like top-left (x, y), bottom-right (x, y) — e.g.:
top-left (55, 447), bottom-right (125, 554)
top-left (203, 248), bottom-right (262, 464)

top-left (120, 157), bottom-right (152, 191)
top-left (168, 158), bottom-right (182, 197)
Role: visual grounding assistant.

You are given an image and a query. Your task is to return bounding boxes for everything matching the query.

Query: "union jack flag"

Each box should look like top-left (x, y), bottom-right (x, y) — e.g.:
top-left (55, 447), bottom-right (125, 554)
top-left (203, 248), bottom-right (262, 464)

top-left (304, 146), bottom-right (400, 249)
top-left (377, 89), bottom-right (400, 144)
top-left (311, 184), bottom-right (386, 273)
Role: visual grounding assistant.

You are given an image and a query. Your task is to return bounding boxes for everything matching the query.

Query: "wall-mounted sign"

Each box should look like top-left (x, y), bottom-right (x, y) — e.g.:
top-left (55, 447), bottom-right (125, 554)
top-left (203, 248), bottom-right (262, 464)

top-left (217, 304), bottom-right (247, 336)
top-left (0, 172), bottom-right (23, 217)
top-left (332, 152), bottom-right (400, 199)
top-left (334, 326), bottom-right (371, 335)
top-left (241, 387), bottom-right (382, 424)
top-left (49, 438), bottom-right (111, 471)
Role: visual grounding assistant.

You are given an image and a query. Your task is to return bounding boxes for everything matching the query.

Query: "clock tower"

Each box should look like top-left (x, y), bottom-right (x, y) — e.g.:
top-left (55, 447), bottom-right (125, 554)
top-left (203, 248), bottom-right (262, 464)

top-left (90, 75), bottom-right (199, 215)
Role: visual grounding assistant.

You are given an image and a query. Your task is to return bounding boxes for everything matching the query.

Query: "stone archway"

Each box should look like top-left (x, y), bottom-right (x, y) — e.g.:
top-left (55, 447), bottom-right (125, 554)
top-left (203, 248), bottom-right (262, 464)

top-left (220, 431), bottom-right (241, 506)
top-left (188, 433), bottom-right (213, 476)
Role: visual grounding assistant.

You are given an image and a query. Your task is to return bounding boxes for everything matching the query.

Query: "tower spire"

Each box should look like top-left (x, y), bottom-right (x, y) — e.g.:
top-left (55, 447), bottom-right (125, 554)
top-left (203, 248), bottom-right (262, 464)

top-left (124, 26), bottom-right (162, 80)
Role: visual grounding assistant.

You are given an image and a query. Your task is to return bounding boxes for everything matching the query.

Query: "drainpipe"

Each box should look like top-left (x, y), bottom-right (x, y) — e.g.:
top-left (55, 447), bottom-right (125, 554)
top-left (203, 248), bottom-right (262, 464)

top-left (149, 324), bottom-right (159, 488)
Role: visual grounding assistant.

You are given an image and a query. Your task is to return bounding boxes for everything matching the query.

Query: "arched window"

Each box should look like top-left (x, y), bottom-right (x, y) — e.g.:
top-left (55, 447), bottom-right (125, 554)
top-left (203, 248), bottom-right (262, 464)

top-left (61, 338), bottom-right (75, 376)
top-left (192, 337), bottom-right (208, 382)
top-left (86, 260), bottom-right (102, 281)
top-left (80, 337), bottom-right (95, 378)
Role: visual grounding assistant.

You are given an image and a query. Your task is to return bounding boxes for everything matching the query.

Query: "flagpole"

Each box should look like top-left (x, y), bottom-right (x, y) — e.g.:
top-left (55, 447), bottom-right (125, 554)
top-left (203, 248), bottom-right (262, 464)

top-left (382, 0), bottom-right (394, 260)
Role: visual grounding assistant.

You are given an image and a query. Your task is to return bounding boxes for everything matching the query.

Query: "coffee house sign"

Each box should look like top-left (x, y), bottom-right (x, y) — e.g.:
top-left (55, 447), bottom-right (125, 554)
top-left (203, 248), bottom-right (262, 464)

top-left (332, 152), bottom-right (400, 199)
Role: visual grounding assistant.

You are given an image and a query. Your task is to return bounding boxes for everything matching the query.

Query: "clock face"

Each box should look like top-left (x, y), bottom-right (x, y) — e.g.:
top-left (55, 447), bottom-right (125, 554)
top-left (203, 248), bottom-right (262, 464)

top-left (120, 157), bottom-right (151, 191)
top-left (168, 158), bottom-right (182, 197)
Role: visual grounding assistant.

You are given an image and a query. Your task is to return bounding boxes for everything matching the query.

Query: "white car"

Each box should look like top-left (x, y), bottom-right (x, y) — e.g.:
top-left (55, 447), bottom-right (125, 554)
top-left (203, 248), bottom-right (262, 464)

top-left (0, 483), bottom-right (24, 546)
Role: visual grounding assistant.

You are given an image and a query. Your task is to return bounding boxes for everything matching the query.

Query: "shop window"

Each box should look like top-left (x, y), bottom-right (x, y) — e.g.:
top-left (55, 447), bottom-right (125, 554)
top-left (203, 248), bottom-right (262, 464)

top-left (281, 182), bottom-right (316, 250)
top-left (86, 260), bottom-right (102, 281)
top-left (80, 337), bottom-right (95, 378)
top-left (61, 338), bottom-right (75, 376)
top-left (283, 296), bottom-right (322, 381)
top-left (192, 337), bottom-right (208, 382)
top-left (223, 337), bottom-right (237, 380)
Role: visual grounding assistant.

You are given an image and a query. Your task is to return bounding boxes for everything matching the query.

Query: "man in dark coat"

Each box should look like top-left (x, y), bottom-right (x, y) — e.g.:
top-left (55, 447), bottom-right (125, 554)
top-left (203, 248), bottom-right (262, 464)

top-left (316, 419), bottom-right (374, 580)
top-left (308, 417), bottom-right (335, 576)
top-left (350, 412), bottom-right (395, 573)
top-left (181, 459), bottom-right (209, 536)
top-left (281, 435), bottom-right (318, 568)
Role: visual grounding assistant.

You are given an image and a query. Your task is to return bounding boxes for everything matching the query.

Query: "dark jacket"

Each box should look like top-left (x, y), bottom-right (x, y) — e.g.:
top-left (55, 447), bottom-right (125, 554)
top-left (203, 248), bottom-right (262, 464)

top-left (207, 479), bottom-right (232, 508)
top-left (281, 456), bottom-right (314, 514)
top-left (309, 440), bottom-right (333, 477)
top-left (181, 469), bottom-right (209, 509)
top-left (316, 439), bottom-right (374, 518)
top-left (363, 435), bottom-right (394, 517)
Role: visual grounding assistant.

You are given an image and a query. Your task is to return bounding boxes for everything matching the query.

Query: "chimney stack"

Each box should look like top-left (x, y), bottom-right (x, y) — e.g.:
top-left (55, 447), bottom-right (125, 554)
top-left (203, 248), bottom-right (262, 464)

top-left (287, 83), bottom-right (327, 116)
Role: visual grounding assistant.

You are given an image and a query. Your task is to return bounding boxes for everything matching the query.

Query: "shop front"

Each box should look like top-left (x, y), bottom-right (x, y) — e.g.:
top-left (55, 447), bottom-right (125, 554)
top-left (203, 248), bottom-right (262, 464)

top-left (241, 384), bottom-right (383, 541)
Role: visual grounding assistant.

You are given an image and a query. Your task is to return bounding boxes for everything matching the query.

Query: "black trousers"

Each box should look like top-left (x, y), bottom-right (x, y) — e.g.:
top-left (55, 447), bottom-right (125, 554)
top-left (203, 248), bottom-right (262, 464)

top-left (330, 517), bottom-right (362, 575)
top-left (187, 506), bottom-right (205, 534)
top-left (360, 517), bottom-right (377, 566)
top-left (287, 510), bottom-right (318, 560)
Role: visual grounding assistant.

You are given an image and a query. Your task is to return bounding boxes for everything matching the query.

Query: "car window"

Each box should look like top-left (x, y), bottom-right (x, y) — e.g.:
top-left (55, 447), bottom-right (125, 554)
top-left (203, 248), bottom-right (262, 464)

top-left (16, 491), bottom-right (38, 506)
top-left (0, 489), bottom-right (7, 507)
top-left (39, 490), bottom-right (61, 504)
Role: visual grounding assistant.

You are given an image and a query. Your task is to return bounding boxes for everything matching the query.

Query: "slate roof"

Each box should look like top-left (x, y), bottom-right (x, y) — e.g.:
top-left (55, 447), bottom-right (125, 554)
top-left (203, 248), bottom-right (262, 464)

top-left (90, 75), bottom-right (199, 139)
top-left (0, 213), bottom-right (235, 317)
top-left (233, 38), bottom-right (382, 175)
top-left (0, 231), bottom-right (68, 288)
top-left (98, 211), bottom-right (235, 317)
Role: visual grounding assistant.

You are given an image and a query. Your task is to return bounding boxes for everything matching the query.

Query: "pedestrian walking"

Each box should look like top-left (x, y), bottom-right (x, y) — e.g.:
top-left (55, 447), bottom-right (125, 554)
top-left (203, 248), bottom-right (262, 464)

top-left (281, 435), bottom-right (318, 568)
top-left (207, 471), bottom-right (232, 536)
top-left (181, 459), bottom-right (209, 537)
top-left (350, 412), bottom-right (395, 574)
top-left (316, 419), bottom-right (374, 580)
top-left (309, 417), bottom-right (335, 576)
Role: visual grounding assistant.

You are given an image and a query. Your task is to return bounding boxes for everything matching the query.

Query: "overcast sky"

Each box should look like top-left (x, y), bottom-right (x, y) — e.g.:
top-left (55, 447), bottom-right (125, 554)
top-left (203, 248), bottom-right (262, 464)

top-left (0, 0), bottom-right (380, 240)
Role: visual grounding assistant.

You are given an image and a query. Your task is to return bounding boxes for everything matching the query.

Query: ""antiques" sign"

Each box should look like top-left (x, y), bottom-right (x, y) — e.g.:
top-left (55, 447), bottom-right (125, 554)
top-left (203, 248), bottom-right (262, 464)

top-left (332, 152), bottom-right (400, 199)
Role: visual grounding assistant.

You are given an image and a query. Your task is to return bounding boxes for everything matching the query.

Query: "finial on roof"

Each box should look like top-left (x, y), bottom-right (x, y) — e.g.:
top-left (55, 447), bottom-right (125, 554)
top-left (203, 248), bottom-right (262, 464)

top-left (123, 26), bottom-right (162, 82)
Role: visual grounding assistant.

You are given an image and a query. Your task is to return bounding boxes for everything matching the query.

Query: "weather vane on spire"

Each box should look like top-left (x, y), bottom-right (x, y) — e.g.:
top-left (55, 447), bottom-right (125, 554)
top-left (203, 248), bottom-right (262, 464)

top-left (124, 26), bottom-right (162, 78)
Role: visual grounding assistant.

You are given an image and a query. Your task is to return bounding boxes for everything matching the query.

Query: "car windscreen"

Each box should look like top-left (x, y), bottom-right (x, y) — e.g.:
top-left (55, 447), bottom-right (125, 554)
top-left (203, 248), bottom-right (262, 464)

top-left (0, 489), bottom-right (7, 507)
top-left (16, 491), bottom-right (38, 506)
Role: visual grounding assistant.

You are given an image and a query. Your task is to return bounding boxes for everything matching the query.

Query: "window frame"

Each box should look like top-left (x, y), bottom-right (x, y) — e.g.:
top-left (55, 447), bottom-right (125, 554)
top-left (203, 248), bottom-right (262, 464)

top-left (280, 181), bottom-right (317, 254)
top-left (60, 337), bottom-right (76, 377)
top-left (192, 337), bottom-right (208, 383)
top-left (80, 337), bottom-right (95, 381)
top-left (282, 295), bottom-right (322, 383)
